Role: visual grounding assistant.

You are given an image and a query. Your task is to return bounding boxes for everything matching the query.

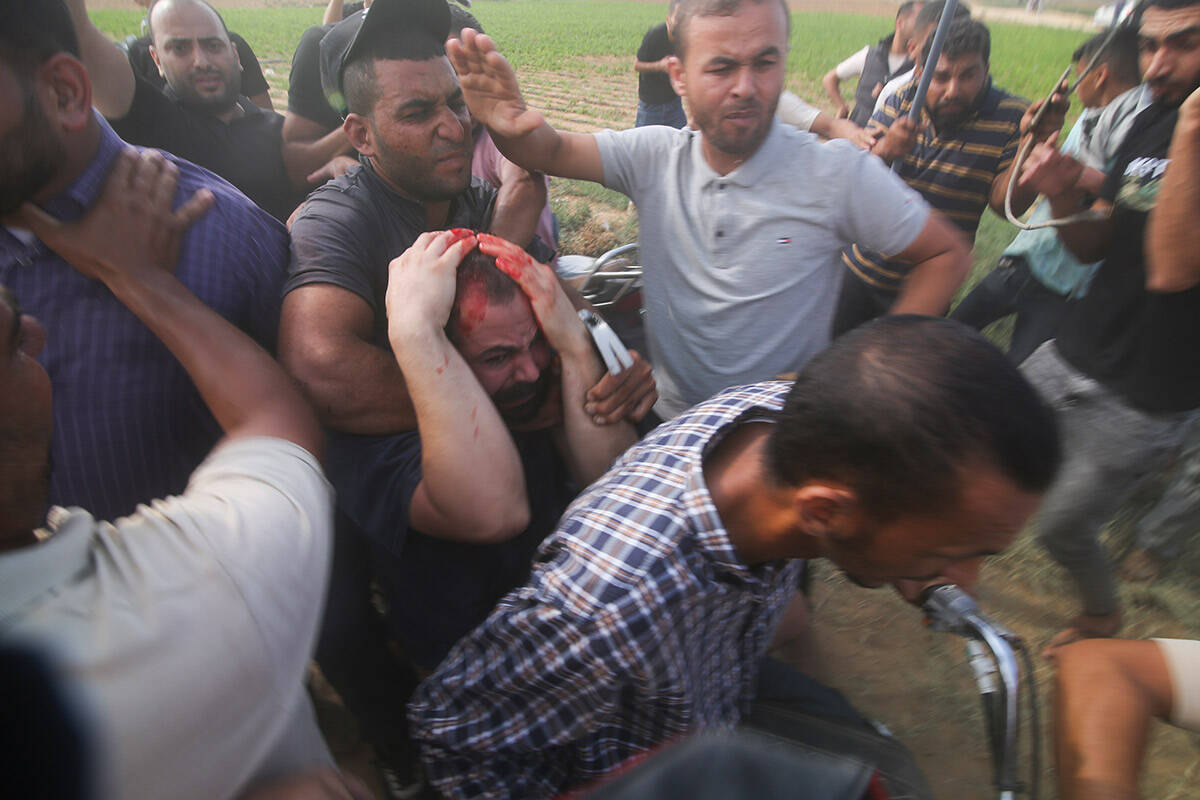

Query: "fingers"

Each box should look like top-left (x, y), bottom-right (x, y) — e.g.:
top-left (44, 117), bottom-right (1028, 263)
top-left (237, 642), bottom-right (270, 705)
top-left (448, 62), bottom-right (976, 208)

top-left (585, 351), bottom-right (657, 424)
top-left (174, 188), bottom-right (215, 229)
top-left (7, 201), bottom-right (62, 242)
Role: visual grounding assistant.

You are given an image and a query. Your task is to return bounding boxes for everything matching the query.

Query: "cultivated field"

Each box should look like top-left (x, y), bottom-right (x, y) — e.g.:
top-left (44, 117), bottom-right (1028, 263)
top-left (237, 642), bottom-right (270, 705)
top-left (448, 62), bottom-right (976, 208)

top-left (90, 2), bottom-right (1200, 796)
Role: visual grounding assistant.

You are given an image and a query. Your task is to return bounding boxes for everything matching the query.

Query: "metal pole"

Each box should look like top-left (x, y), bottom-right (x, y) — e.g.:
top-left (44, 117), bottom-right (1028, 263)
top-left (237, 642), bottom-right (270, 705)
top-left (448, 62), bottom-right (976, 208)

top-left (892, 0), bottom-right (960, 172)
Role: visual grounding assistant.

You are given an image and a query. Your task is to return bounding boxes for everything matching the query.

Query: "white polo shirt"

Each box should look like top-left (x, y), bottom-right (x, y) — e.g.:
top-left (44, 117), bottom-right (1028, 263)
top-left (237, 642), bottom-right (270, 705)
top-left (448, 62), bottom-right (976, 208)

top-left (0, 437), bottom-right (335, 800)
top-left (596, 119), bottom-right (930, 417)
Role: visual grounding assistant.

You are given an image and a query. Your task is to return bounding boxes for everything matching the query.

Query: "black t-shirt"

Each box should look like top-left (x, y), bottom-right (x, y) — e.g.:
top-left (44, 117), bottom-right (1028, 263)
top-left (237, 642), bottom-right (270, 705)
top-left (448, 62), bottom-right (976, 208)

top-left (287, 161), bottom-right (566, 668)
top-left (1057, 102), bottom-right (1200, 413)
top-left (287, 22), bottom-right (345, 132)
top-left (108, 74), bottom-right (302, 222)
top-left (125, 31), bottom-right (270, 99)
top-left (637, 22), bottom-right (677, 105)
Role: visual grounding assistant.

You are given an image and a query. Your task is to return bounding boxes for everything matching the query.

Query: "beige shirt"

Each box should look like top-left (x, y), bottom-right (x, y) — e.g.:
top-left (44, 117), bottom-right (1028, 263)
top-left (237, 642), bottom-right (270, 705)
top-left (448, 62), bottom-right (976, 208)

top-left (0, 437), bottom-right (335, 800)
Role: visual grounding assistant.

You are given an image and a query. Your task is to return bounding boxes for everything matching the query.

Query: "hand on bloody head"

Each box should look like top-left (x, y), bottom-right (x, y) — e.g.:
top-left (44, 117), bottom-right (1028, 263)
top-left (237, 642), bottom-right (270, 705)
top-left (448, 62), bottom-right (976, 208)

top-left (385, 228), bottom-right (477, 345)
top-left (477, 233), bottom-right (589, 357)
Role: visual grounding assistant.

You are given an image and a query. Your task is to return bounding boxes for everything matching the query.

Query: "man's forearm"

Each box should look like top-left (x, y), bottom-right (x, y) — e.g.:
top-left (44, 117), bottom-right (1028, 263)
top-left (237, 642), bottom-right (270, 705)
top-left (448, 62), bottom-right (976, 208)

top-left (284, 336), bottom-right (418, 434)
top-left (822, 71), bottom-right (847, 112)
top-left (633, 57), bottom-right (670, 74)
top-left (1046, 189), bottom-right (1113, 264)
top-left (489, 166), bottom-right (546, 249)
top-left (555, 336), bottom-right (637, 486)
top-left (392, 324), bottom-right (528, 542)
top-left (1146, 110), bottom-right (1200, 292)
top-left (281, 123), bottom-right (354, 189)
top-left (64, 0), bottom-right (135, 118)
top-left (890, 228), bottom-right (971, 316)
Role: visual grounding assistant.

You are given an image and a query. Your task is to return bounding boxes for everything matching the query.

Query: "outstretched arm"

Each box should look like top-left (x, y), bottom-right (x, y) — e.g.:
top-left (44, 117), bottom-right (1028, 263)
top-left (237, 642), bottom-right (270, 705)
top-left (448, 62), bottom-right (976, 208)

top-left (13, 149), bottom-right (323, 458)
top-left (479, 234), bottom-right (637, 484)
top-left (1145, 86), bottom-right (1200, 293)
top-left (64, 0), bottom-right (136, 119)
top-left (387, 231), bottom-right (531, 543)
top-left (821, 68), bottom-right (850, 119)
top-left (447, 29), bottom-right (604, 182)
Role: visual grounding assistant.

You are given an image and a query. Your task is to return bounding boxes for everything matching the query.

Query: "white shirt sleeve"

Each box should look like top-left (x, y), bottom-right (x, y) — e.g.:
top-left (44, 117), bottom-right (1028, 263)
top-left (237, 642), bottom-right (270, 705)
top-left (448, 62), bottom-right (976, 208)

top-left (874, 68), bottom-right (914, 116)
top-left (835, 46), bottom-right (870, 81)
top-left (776, 90), bottom-right (821, 131)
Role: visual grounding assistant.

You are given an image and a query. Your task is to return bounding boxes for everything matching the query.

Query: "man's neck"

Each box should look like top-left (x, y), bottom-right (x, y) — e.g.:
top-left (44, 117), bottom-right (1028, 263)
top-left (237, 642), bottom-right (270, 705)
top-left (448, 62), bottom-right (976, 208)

top-left (211, 100), bottom-right (243, 124)
top-left (700, 138), bottom-right (755, 177)
top-left (1100, 82), bottom-right (1137, 107)
top-left (30, 116), bottom-right (103, 208)
top-left (367, 159), bottom-right (453, 227)
top-left (704, 422), bottom-right (820, 566)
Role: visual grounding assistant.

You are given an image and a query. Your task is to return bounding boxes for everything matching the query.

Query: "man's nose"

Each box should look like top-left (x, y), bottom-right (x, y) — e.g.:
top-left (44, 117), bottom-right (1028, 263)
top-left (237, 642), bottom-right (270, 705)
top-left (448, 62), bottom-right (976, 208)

top-left (513, 350), bottom-right (541, 384)
top-left (730, 66), bottom-right (754, 97)
top-left (1143, 48), bottom-right (1172, 82)
top-left (436, 107), bottom-right (469, 142)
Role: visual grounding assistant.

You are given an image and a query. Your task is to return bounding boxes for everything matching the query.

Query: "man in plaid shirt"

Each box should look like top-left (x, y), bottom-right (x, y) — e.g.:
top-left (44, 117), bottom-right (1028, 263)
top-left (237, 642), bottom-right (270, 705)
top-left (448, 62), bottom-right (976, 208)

top-left (411, 316), bottom-right (1061, 799)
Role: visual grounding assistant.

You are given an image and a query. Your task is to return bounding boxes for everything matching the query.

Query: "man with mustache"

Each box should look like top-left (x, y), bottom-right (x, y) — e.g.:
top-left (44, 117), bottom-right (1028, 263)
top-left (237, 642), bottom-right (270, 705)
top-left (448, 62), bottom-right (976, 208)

top-left (369, 230), bottom-right (637, 671)
top-left (834, 16), bottom-right (1066, 334)
top-left (449, 0), bottom-right (972, 419)
top-left (1015, 0), bottom-right (1200, 655)
top-left (410, 314), bottom-right (1061, 800)
top-left (65, 0), bottom-right (313, 221)
top-left (279, 0), bottom-right (653, 790)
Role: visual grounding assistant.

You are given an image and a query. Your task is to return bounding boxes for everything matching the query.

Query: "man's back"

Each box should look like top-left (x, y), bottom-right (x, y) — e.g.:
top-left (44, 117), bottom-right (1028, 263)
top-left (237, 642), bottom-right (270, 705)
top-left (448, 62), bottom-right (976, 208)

top-left (2, 438), bottom-right (334, 800)
top-left (411, 382), bottom-right (804, 800)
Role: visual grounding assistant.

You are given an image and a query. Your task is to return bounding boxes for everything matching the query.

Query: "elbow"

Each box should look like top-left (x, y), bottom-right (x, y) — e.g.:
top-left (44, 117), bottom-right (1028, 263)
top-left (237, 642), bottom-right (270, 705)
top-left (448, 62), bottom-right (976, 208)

top-left (468, 499), bottom-right (532, 544)
top-left (278, 338), bottom-right (350, 427)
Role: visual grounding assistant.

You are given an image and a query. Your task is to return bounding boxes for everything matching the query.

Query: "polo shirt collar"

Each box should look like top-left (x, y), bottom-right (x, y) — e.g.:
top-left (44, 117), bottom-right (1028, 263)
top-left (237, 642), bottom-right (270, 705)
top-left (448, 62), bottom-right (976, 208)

top-left (42, 113), bottom-right (125, 222)
top-left (0, 508), bottom-right (96, 626)
top-left (691, 118), bottom-right (787, 189)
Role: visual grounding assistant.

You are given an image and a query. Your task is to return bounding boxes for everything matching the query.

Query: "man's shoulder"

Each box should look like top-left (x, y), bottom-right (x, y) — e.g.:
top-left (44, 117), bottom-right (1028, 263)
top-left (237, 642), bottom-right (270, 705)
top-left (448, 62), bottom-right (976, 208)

top-left (981, 84), bottom-right (1029, 124)
top-left (162, 151), bottom-right (287, 248)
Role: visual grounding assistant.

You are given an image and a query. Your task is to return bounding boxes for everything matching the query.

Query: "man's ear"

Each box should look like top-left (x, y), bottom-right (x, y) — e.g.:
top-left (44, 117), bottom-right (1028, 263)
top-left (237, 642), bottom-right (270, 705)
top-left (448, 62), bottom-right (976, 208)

top-left (41, 54), bottom-right (93, 134)
top-left (149, 44), bottom-right (166, 79)
top-left (792, 483), bottom-right (858, 538)
top-left (667, 56), bottom-right (685, 99)
top-left (343, 113), bottom-right (374, 158)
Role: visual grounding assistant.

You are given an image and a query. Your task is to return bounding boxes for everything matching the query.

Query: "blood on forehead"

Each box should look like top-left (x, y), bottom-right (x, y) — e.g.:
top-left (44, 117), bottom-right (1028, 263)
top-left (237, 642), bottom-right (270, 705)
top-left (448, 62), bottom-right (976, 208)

top-left (455, 282), bottom-right (489, 336)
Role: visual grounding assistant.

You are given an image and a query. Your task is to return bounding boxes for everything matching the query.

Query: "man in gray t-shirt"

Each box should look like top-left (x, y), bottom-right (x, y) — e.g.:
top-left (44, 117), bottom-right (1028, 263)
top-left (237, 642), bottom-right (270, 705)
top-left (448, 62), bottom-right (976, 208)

top-left (449, 0), bottom-right (970, 417)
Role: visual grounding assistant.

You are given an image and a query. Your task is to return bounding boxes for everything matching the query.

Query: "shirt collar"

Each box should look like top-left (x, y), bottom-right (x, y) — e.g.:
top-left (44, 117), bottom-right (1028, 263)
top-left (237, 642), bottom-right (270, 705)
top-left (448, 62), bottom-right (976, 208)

top-left (681, 408), bottom-right (783, 584)
top-left (358, 157), bottom-right (477, 226)
top-left (42, 114), bottom-right (126, 222)
top-left (0, 507), bottom-right (96, 626)
top-left (693, 118), bottom-right (789, 189)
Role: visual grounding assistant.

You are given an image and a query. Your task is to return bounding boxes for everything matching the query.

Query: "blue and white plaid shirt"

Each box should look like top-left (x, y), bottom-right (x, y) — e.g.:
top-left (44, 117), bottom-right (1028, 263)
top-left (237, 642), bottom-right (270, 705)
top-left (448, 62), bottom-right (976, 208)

top-left (410, 381), bottom-right (805, 799)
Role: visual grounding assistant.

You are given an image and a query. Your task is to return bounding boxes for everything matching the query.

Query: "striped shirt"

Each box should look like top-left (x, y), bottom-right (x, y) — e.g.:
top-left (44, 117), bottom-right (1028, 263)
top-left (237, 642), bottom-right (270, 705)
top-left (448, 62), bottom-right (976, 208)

top-left (0, 115), bottom-right (288, 520)
top-left (410, 382), bottom-right (804, 800)
top-left (844, 77), bottom-right (1027, 292)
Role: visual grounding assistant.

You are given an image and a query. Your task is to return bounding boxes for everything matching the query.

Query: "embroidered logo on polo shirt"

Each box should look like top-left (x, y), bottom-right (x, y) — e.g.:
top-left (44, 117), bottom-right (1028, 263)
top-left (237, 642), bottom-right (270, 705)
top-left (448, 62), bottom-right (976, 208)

top-left (777, 237), bottom-right (792, 245)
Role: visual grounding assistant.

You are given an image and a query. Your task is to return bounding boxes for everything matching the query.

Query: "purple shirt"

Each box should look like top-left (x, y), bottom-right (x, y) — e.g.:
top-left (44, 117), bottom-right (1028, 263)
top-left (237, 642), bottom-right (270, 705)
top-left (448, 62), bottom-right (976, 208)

top-left (0, 116), bottom-right (289, 521)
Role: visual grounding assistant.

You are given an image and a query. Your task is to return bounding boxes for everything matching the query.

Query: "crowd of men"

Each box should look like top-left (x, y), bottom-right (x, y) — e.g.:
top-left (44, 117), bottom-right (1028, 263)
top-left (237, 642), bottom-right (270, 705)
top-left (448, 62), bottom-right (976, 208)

top-left (1, 0), bottom-right (1198, 797)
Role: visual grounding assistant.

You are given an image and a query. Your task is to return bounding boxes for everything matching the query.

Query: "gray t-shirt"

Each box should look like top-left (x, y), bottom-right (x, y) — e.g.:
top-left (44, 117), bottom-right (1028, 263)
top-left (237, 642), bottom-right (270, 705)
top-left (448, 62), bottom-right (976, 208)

top-left (595, 120), bottom-right (930, 416)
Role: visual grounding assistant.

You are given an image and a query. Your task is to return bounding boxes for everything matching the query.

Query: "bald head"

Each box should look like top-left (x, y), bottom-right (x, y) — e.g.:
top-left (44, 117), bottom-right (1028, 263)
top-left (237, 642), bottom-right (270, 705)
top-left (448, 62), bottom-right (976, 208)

top-left (146, 0), bottom-right (242, 116)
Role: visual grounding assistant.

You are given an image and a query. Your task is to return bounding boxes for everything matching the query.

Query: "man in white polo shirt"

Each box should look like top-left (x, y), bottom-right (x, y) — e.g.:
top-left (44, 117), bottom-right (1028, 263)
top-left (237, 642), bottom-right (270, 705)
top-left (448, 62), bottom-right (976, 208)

top-left (449, 0), bottom-right (969, 417)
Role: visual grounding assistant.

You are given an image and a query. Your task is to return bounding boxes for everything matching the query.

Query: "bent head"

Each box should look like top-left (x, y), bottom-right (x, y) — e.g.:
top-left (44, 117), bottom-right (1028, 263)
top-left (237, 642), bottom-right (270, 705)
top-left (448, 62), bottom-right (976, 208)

top-left (0, 0), bottom-right (91, 216)
top-left (1137, 0), bottom-right (1200, 105)
top-left (894, 1), bottom-right (924, 50)
top-left (446, 248), bottom-right (553, 425)
top-left (908, 0), bottom-right (971, 66)
top-left (148, 0), bottom-right (242, 116)
top-left (923, 18), bottom-right (990, 129)
top-left (1073, 27), bottom-right (1141, 109)
top-left (766, 316), bottom-right (1060, 588)
top-left (0, 286), bottom-right (53, 547)
top-left (668, 0), bottom-right (790, 170)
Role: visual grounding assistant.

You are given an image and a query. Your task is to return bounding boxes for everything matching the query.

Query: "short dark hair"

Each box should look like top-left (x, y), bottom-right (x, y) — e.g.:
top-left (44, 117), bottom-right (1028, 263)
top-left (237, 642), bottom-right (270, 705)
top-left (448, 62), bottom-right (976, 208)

top-left (1073, 27), bottom-right (1141, 86)
top-left (672, 0), bottom-right (790, 59)
top-left (897, 0), bottom-right (923, 20)
top-left (146, 0), bottom-right (231, 46)
top-left (923, 17), bottom-right (990, 66)
top-left (0, 0), bottom-right (79, 78)
top-left (449, 5), bottom-right (483, 37)
top-left (343, 32), bottom-right (447, 115)
top-left (765, 316), bottom-right (1060, 522)
top-left (913, 0), bottom-right (971, 36)
top-left (445, 245), bottom-right (521, 343)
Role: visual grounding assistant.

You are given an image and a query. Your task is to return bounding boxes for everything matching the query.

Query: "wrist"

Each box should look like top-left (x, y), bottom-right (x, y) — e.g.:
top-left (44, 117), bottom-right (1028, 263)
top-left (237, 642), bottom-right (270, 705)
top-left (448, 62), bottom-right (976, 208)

top-left (389, 318), bottom-right (449, 357)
